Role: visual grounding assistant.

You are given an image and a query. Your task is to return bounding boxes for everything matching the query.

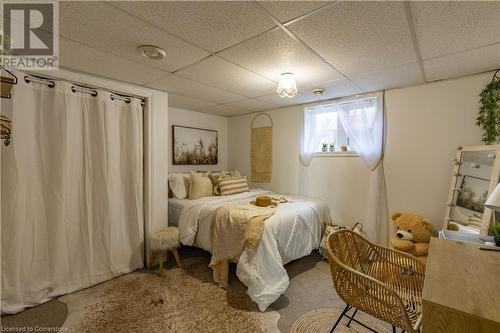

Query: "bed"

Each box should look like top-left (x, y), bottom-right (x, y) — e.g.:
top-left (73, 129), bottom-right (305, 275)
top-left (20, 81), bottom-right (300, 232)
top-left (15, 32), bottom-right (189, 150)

top-left (168, 189), bottom-right (332, 311)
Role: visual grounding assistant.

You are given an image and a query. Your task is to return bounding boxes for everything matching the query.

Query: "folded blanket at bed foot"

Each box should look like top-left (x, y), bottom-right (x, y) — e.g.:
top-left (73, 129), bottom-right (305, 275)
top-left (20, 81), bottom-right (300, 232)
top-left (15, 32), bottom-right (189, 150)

top-left (209, 204), bottom-right (275, 287)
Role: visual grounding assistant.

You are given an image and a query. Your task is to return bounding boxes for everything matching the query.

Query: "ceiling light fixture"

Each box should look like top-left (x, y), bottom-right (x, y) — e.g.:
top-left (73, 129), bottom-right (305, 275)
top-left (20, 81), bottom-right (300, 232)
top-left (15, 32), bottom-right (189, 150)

top-left (277, 72), bottom-right (297, 98)
top-left (137, 45), bottom-right (166, 60)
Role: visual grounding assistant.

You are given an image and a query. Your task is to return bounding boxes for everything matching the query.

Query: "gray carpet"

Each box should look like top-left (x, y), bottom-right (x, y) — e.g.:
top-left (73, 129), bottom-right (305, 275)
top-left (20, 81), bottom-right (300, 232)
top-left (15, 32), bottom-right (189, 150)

top-left (1, 247), bottom-right (388, 332)
top-left (1, 298), bottom-right (67, 329)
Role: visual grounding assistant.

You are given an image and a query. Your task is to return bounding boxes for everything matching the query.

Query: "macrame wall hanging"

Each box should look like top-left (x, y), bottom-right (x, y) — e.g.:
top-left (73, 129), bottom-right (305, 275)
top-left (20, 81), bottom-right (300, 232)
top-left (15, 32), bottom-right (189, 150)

top-left (250, 113), bottom-right (273, 183)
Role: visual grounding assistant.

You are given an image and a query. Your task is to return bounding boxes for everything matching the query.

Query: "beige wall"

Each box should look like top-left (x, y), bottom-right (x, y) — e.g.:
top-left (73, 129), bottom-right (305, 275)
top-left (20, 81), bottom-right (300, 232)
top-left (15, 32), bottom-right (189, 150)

top-left (168, 107), bottom-right (228, 173)
top-left (384, 73), bottom-right (488, 229)
top-left (228, 105), bottom-right (373, 226)
top-left (228, 72), bottom-right (492, 230)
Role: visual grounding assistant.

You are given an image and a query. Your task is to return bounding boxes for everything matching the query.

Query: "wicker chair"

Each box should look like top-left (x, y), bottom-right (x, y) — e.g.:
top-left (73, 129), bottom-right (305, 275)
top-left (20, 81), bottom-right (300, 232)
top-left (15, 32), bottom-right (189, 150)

top-left (326, 230), bottom-right (425, 333)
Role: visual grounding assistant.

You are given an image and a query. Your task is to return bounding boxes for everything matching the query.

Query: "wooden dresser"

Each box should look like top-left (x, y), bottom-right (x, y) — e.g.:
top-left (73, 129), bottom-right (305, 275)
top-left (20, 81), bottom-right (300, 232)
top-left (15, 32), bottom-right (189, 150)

top-left (422, 238), bottom-right (500, 332)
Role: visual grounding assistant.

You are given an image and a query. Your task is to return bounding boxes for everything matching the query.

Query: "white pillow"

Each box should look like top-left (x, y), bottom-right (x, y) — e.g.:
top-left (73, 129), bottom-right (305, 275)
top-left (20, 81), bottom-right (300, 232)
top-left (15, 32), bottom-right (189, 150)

top-left (189, 171), bottom-right (213, 200)
top-left (168, 173), bottom-right (190, 199)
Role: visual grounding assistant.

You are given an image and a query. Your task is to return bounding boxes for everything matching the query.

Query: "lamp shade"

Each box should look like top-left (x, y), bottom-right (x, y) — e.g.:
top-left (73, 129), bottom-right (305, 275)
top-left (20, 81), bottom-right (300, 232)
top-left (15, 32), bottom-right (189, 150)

top-left (276, 73), bottom-right (297, 98)
top-left (485, 183), bottom-right (500, 211)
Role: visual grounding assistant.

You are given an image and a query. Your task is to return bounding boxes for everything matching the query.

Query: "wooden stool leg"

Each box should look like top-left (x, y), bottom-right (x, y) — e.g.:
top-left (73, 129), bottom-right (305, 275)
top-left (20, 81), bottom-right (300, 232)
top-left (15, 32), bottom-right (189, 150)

top-left (158, 251), bottom-right (165, 276)
top-left (172, 248), bottom-right (182, 268)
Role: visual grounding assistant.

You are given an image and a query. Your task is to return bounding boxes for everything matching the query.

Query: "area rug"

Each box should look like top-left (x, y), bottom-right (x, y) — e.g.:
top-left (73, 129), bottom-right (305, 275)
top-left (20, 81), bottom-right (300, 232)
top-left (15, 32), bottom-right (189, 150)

top-left (58, 269), bottom-right (279, 333)
top-left (290, 308), bottom-right (389, 333)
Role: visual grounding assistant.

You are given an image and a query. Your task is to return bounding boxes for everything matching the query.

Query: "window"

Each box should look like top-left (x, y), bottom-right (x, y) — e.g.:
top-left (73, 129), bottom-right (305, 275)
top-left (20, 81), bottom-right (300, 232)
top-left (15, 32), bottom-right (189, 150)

top-left (304, 97), bottom-right (377, 153)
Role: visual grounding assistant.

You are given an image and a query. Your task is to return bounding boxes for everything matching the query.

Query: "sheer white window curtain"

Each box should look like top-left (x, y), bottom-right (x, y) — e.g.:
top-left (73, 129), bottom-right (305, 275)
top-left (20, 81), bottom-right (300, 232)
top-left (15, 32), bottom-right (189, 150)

top-left (336, 92), bottom-right (388, 245)
top-left (299, 92), bottom-right (388, 245)
top-left (1, 76), bottom-right (144, 313)
top-left (299, 105), bottom-right (336, 194)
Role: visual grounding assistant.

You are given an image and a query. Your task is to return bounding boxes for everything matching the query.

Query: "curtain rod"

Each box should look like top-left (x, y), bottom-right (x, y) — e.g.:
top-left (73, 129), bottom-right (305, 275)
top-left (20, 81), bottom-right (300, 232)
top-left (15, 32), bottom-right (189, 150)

top-left (305, 97), bottom-right (376, 111)
top-left (304, 92), bottom-right (379, 110)
top-left (21, 72), bottom-right (146, 105)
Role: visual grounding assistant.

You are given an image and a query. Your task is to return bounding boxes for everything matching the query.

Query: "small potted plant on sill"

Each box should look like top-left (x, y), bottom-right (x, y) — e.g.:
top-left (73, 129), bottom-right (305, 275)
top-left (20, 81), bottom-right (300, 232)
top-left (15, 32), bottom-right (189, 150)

top-left (490, 221), bottom-right (500, 247)
top-left (329, 143), bottom-right (335, 152)
top-left (321, 142), bottom-right (328, 152)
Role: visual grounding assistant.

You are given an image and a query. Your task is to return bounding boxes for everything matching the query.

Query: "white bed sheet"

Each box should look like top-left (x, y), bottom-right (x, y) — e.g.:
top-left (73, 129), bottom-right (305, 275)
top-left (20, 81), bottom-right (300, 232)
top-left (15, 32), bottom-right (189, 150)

top-left (171, 189), bottom-right (332, 311)
top-left (168, 198), bottom-right (187, 227)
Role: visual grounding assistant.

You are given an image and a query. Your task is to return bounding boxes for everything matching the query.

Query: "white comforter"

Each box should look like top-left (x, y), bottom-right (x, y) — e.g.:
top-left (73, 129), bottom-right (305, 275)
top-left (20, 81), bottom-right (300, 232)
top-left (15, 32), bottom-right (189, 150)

top-left (176, 189), bottom-right (332, 311)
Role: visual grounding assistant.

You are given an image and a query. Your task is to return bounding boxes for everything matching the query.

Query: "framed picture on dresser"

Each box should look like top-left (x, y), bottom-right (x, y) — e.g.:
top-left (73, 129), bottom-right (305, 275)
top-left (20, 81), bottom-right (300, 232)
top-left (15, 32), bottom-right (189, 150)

top-left (172, 125), bottom-right (218, 165)
top-left (456, 175), bottom-right (490, 213)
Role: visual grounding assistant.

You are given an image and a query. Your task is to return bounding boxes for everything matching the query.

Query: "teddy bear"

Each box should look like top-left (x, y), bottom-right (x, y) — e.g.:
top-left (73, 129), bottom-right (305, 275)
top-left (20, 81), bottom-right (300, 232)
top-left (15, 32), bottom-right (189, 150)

top-left (390, 212), bottom-right (435, 258)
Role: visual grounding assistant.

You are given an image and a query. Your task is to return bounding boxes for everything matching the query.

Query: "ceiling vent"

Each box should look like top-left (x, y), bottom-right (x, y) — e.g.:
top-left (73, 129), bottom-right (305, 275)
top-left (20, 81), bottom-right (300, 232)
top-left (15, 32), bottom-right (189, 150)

top-left (137, 45), bottom-right (166, 60)
top-left (312, 88), bottom-right (325, 96)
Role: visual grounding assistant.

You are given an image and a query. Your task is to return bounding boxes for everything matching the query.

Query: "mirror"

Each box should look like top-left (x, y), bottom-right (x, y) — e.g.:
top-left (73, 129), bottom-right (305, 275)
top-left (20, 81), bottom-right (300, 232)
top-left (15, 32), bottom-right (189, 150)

top-left (444, 145), bottom-right (500, 235)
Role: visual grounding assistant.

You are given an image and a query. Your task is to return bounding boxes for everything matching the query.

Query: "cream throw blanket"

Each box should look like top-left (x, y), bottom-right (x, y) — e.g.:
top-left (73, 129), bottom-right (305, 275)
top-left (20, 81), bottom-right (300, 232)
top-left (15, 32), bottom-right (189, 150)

top-left (210, 204), bottom-right (275, 287)
top-left (251, 126), bottom-right (272, 182)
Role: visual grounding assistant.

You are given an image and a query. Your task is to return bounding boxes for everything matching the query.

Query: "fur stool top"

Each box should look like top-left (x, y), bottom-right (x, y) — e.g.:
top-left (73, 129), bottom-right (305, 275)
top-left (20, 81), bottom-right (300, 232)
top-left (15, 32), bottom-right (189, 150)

top-left (149, 227), bottom-right (181, 274)
top-left (150, 227), bottom-right (180, 251)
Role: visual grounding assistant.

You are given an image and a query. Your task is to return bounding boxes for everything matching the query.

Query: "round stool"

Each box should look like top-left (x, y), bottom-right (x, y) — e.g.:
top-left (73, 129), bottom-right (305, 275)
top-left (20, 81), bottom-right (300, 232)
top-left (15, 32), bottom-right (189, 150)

top-left (149, 227), bottom-right (182, 275)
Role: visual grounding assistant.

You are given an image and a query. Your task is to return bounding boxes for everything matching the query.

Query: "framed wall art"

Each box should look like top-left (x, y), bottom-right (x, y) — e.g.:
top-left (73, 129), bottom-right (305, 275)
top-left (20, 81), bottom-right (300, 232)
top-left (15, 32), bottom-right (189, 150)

top-left (172, 125), bottom-right (218, 165)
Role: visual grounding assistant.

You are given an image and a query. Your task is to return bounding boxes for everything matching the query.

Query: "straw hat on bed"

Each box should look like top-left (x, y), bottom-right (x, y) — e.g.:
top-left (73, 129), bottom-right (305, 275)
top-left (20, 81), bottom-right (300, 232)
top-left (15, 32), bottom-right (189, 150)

top-left (251, 196), bottom-right (276, 207)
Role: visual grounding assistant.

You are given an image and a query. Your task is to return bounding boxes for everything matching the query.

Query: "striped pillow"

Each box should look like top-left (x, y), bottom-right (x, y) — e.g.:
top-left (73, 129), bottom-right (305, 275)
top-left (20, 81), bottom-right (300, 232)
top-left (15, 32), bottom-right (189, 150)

top-left (219, 177), bottom-right (249, 196)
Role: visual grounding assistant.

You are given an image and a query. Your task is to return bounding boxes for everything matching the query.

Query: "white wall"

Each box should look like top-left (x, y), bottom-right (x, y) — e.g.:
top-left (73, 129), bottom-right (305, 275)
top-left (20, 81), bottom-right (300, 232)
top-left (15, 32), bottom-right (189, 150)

top-left (228, 105), bottom-right (373, 226)
top-left (384, 73), bottom-right (488, 229)
top-left (228, 72), bottom-right (492, 231)
top-left (228, 106), bottom-right (301, 193)
top-left (168, 107), bottom-right (228, 173)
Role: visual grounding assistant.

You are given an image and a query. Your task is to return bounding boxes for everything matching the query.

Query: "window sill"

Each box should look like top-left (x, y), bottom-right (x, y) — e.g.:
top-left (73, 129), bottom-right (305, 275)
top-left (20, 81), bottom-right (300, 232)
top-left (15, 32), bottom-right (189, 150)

top-left (314, 151), bottom-right (359, 157)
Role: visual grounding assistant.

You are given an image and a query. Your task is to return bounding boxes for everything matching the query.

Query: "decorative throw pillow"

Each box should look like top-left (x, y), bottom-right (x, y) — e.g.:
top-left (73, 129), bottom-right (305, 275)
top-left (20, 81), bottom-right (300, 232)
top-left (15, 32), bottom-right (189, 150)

top-left (168, 173), bottom-right (190, 199)
top-left (219, 176), bottom-right (249, 196)
top-left (208, 172), bottom-right (222, 195)
top-left (189, 171), bottom-right (214, 200)
top-left (211, 169), bottom-right (240, 195)
top-left (230, 169), bottom-right (241, 178)
top-left (208, 172), bottom-right (220, 186)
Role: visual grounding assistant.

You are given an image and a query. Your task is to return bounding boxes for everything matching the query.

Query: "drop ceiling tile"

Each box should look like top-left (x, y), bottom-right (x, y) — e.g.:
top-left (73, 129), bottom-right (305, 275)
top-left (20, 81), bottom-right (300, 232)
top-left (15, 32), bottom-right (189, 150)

top-left (423, 44), bottom-right (500, 82)
top-left (176, 56), bottom-right (277, 98)
top-left (168, 93), bottom-right (217, 111)
top-left (59, 2), bottom-right (208, 72)
top-left (301, 79), bottom-right (362, 102)
top-left (60, 38), bottom-right (168, 85)
top-left (351, 63), bottom-right (423, 92)
top-left (225, 99), bottom-right (277, 112)
top-left (146, 74), bottom-right (245, 104)
top-left (258, 1), bottom-right (331, 23)
top-left (111, 1), bottom-right (276, 52)
top-left (411, 1), bottom-right (500, 60)
top-left (256, 92), bottom-right (312, 107)
top-left (287, 1), bottom-right (417, 75)
top-left (197, 104), bottom-right (249, 117)
top-left (219, 28), bottom-right (341, 87)
top-left (257, 78), bottom-right (362, 107)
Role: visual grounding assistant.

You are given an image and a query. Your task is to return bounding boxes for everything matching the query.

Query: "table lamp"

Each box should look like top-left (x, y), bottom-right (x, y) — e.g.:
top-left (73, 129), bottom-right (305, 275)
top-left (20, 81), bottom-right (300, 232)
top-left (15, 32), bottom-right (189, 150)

top-left (485, 183), bottom-right (500, 249)
top-left (485, 183), bottom-right (500, 211)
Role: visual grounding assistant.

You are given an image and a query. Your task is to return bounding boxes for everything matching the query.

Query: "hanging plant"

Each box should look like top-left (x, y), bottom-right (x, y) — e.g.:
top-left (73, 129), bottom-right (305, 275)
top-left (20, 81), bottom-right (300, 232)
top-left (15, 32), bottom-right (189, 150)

top-left (0, 33), bottom-right (9, 55)
top-left (476, 69), bottom-right (500, 144)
